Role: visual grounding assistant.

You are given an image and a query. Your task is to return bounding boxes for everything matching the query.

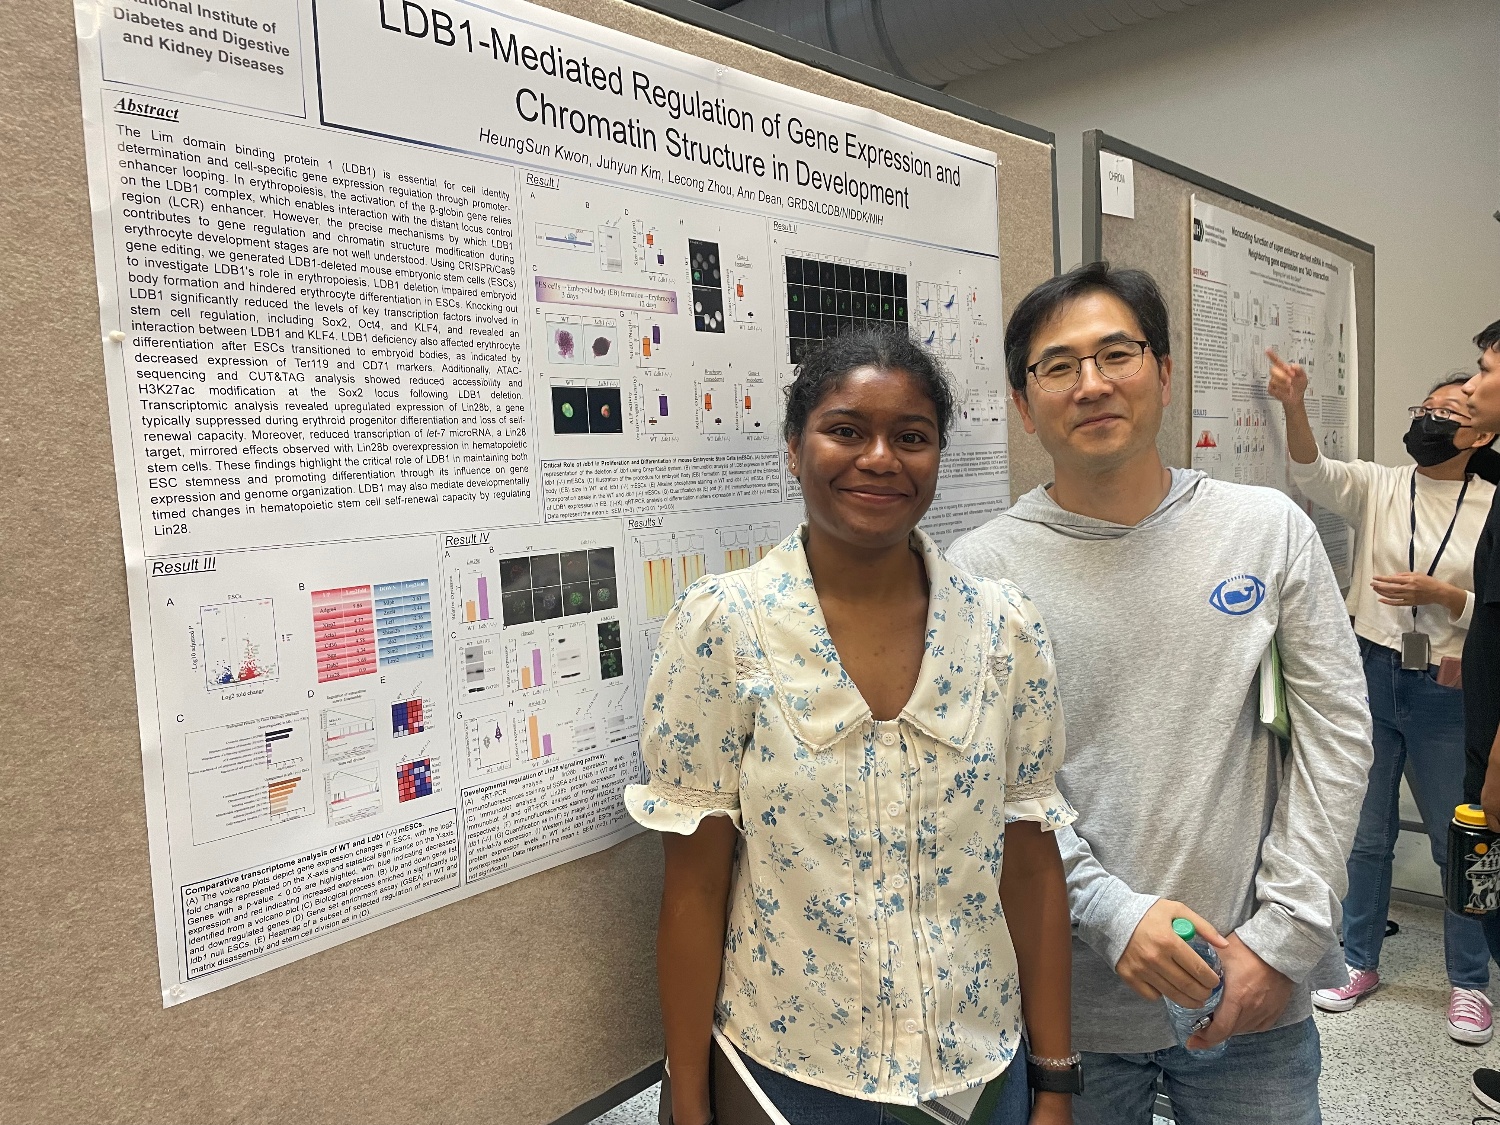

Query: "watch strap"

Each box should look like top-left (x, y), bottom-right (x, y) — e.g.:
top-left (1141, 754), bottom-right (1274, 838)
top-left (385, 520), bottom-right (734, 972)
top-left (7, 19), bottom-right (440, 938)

top-left (1026, 1059), bottom-right (1084, 1094)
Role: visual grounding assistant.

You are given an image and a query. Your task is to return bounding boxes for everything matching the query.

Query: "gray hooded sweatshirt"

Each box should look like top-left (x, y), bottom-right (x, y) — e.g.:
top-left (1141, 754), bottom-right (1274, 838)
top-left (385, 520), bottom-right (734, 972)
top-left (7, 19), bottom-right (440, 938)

top-left (950, 469), bottom-right (1373, 1054)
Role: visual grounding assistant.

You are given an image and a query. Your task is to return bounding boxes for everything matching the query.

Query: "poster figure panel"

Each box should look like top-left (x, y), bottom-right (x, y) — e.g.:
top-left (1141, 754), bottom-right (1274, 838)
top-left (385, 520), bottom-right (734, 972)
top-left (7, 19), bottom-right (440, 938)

top-left (73, 0), bottom-right (1009, 1003)
top-left (1190, 198), bottom-right (1357, 583)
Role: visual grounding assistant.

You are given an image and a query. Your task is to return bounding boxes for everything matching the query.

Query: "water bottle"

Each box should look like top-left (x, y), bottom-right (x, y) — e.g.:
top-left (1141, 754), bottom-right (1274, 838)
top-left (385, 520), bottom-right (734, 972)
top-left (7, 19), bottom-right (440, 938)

top-left (1447, 804), bottom-right (1500, 916)
top-left (1163, 917), bottom-right (1226, 1059)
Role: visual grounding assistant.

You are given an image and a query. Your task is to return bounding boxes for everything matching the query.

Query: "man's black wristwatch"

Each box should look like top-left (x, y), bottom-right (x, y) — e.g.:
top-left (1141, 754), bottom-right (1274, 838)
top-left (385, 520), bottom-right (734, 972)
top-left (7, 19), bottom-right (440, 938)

top-left (1026, 1052), bottom-right (1084, 1094)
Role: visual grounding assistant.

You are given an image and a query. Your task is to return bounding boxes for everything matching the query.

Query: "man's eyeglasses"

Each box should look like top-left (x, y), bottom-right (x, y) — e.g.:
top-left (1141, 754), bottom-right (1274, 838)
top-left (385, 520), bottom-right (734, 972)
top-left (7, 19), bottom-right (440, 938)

top-left (1027, 340), bottom-right (1151, 394)
top-left (1408, 405), bottom-right (1471, 424)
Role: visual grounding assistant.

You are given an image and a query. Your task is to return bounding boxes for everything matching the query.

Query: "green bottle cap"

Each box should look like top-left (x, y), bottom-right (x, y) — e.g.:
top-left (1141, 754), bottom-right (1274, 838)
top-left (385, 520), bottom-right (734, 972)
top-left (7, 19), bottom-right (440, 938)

top-left (1172, 918), bottom-right (1197, 942)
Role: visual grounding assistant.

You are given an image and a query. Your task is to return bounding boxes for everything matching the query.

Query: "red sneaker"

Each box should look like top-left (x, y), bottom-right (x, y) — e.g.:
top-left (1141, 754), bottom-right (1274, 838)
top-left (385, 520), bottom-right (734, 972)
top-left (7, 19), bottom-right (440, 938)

top-left (1312, 966), bottom-right (1379, 1012)
top-left (1449, 988), bottom-right (1494, 1045)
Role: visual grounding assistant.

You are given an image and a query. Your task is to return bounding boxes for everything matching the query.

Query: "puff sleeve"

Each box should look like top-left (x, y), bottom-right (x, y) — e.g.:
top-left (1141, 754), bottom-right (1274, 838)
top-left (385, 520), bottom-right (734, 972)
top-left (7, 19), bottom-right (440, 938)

top-left (996, 582), bottom-right (1077, 830)
top-left (624, 577), bottom-right (753, 834)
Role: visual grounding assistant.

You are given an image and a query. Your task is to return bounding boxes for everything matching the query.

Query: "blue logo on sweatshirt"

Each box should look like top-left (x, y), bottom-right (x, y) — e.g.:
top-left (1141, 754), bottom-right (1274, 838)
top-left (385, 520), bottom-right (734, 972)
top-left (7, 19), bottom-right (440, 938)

top-left (1209, 574), bottom-right (1266, 616)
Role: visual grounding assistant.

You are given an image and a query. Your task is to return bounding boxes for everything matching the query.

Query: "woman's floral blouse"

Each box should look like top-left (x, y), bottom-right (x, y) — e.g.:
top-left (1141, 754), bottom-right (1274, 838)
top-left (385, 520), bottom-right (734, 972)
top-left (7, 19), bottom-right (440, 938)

top-left (625, 527), bottom-right (1075, 1104)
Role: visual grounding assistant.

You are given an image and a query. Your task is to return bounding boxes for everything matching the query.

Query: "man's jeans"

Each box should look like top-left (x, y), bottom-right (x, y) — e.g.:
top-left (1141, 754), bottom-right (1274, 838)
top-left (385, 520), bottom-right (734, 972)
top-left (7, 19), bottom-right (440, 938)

top-left (1075, 1018), bottom-right (1320, 1125)
top-left (1344, 639), bottom-right (1487, 987)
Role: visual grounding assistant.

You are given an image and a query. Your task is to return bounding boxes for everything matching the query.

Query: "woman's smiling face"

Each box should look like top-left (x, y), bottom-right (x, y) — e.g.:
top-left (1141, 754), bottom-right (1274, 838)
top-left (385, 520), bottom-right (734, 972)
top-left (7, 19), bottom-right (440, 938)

top-left (789, 365), bottom-right (942, 551)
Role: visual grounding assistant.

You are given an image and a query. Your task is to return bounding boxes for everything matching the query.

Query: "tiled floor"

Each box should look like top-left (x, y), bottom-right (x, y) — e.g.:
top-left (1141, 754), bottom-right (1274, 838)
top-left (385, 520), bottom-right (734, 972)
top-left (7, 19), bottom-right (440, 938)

top-left (592, 899), bottom-right (1499, 1124)
top-left (1317, 898), bottom-right (1499, 1123)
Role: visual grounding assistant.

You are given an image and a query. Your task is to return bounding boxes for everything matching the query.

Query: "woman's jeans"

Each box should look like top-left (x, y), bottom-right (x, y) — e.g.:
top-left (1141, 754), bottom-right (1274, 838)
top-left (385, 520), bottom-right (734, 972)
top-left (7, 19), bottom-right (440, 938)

top-left (1343, 637), bottom-right (1488, 988)
top-left (740, 1053), bottom-right (1030, 1125)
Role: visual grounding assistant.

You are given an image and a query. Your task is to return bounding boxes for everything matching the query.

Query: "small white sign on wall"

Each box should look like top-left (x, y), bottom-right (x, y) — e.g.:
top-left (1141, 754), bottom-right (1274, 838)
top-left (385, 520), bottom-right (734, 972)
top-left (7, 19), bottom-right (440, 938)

top-left (1100, 152), bottom-right (1135, 218)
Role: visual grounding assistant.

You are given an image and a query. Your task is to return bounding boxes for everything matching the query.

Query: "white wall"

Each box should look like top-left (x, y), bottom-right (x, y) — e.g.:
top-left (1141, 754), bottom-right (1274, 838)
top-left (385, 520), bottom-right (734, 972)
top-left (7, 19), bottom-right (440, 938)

top-left (948, 0), bottom-right (1500, 465)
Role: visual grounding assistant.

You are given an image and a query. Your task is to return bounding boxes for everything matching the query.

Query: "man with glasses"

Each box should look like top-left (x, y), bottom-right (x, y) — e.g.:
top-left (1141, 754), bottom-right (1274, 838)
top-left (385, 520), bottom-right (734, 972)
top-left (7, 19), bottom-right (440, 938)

top-left (1267, 359), bottom-right (1495, 1042)
top-left (951, 261), bottom-right (1372, 1124)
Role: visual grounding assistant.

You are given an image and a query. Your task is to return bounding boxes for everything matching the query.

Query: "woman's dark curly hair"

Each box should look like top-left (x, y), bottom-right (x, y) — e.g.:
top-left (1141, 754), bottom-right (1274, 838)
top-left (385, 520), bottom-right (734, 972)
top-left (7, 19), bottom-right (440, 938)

top-left (781, 326), bottom-right (955, 448)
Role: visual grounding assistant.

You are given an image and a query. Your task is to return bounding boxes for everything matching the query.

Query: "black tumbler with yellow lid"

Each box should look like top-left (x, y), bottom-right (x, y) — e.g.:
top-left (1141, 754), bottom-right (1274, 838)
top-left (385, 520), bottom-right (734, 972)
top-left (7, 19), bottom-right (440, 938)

top-left (1448, 804), bottom-right (1500, 916)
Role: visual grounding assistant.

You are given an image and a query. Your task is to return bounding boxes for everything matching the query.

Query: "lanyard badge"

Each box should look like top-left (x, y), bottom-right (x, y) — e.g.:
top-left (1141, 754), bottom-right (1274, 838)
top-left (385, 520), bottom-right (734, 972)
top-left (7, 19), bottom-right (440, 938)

top-left (1403, 470), bottom-right (1470, 670)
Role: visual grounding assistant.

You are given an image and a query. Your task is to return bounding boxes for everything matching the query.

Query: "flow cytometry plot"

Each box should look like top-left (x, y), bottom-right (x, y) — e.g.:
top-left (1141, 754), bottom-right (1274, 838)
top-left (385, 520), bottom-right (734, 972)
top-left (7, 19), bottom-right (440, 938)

top-left (391, 696), bottom-right (427, 738)
top-left (396, 757), bottom-right (434, 802)
top-left (311, 586), bottom-right (378, 683)
top-left (373, 580), bottom-right (433, 666)
top-left (785, 256), bottom-right (908, 364)
top-left (500, 547), bottom-right (616, 626)
top-left (597, 619), bottom-right (624, 681)
top-left (200, 598), bottom-right (279, 690)
top-left (690, 239), bottom-right (725, 333)
top-left (325, 765), bottom-right (381, 826)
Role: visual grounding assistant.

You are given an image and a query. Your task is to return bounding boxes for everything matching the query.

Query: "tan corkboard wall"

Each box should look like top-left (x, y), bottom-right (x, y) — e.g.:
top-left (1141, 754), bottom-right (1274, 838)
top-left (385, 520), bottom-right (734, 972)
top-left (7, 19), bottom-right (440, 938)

top-left (0, 1), bottom-right (1054, 1123)
top-left (1099, 156), bottom-right (1377, 470)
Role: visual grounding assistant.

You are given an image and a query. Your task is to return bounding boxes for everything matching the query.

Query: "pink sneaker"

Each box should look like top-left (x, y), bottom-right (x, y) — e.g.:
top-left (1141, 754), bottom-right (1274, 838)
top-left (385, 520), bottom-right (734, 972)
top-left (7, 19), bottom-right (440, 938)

top-left (1449, 988), bottom-right (1494, 1045)
top-left (1312, 966), bottom-right (1379, 1012)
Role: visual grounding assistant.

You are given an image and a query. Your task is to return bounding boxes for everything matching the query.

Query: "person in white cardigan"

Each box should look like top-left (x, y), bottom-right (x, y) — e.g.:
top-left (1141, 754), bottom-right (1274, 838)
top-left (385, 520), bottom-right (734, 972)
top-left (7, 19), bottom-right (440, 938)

top-left (1268, 352), bottom-right (1496, 1042)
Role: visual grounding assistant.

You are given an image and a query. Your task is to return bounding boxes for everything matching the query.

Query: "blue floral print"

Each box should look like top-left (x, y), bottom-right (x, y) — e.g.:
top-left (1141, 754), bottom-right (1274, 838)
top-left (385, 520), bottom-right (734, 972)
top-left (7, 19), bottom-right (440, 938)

top-left (624, 527), bottom-right (1075, 1105)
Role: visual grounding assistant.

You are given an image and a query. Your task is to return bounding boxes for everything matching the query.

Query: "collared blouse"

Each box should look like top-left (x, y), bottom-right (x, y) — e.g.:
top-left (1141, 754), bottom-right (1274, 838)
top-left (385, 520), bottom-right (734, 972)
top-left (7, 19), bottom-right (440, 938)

top-left (625, 527), bottom-right (1075, 1105)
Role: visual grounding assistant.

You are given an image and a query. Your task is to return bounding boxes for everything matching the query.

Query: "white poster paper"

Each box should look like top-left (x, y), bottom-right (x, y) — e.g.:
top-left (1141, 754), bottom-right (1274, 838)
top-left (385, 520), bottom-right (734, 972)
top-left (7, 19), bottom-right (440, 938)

top-left (1099, 152), bottom-right (1134, 219)
top-left (1190, 197), bottom-right (1358, 583)
top-left (72, 0), bottom-right (1009, 1004)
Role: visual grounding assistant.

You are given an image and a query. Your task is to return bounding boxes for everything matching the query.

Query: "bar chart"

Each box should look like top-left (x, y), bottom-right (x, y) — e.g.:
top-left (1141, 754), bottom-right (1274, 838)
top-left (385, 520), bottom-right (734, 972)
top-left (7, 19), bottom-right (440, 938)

top-left (519, 710), bottom-right (571, 763)
top-left (507, 638), bottom-right (546, 691)
top-left (464, 573), bottom-right (493, 624)
top-left (266, 774), bottom-right (307, 821)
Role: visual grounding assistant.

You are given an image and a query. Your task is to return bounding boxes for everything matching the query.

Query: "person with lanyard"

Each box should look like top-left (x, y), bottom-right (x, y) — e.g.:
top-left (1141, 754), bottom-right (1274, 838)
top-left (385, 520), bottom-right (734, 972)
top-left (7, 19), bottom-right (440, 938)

top-left (1268, 351), bottom-right (1497, 1042)
top-left (625, 328), bottom-right (1078, 1125)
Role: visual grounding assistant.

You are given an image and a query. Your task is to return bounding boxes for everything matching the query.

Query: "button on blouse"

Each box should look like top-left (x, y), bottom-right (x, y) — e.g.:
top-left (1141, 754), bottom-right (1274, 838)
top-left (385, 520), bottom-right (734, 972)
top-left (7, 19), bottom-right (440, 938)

top-left (624, 528), bottom-right (1075, 1104)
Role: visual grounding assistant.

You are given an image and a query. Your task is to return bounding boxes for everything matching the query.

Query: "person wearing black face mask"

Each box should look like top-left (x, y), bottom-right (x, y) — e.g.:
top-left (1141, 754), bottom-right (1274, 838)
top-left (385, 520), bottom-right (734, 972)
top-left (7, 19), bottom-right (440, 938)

top-left (1268, 355), bottom-right (1497, 1044)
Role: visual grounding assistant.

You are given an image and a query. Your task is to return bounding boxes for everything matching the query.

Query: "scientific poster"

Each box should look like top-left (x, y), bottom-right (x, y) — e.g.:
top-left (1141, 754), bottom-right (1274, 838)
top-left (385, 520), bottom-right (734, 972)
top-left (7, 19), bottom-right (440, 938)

top-left (1189, 197), bottom-right (1358, 582)
top-left (73, 0), bottom-right (1009, 1003)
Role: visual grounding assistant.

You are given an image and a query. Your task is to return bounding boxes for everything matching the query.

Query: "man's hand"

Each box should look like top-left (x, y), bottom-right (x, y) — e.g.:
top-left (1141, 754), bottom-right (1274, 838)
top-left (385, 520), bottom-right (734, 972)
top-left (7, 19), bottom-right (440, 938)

top-left (1266, 349), bottom-right (1309, 406)
top-left (1186, 934), bottom-right (1293, 1050)
top-left (1370, 572), bottom-right (1466, 618)
top-left (1115, 899), bottom-right (1227, 1006)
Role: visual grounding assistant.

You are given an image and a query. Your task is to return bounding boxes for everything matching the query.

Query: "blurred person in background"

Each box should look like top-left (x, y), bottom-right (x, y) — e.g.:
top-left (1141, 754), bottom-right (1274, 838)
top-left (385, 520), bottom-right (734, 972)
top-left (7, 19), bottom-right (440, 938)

top-left (1269, 353), bottom-right (1496, 1043)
